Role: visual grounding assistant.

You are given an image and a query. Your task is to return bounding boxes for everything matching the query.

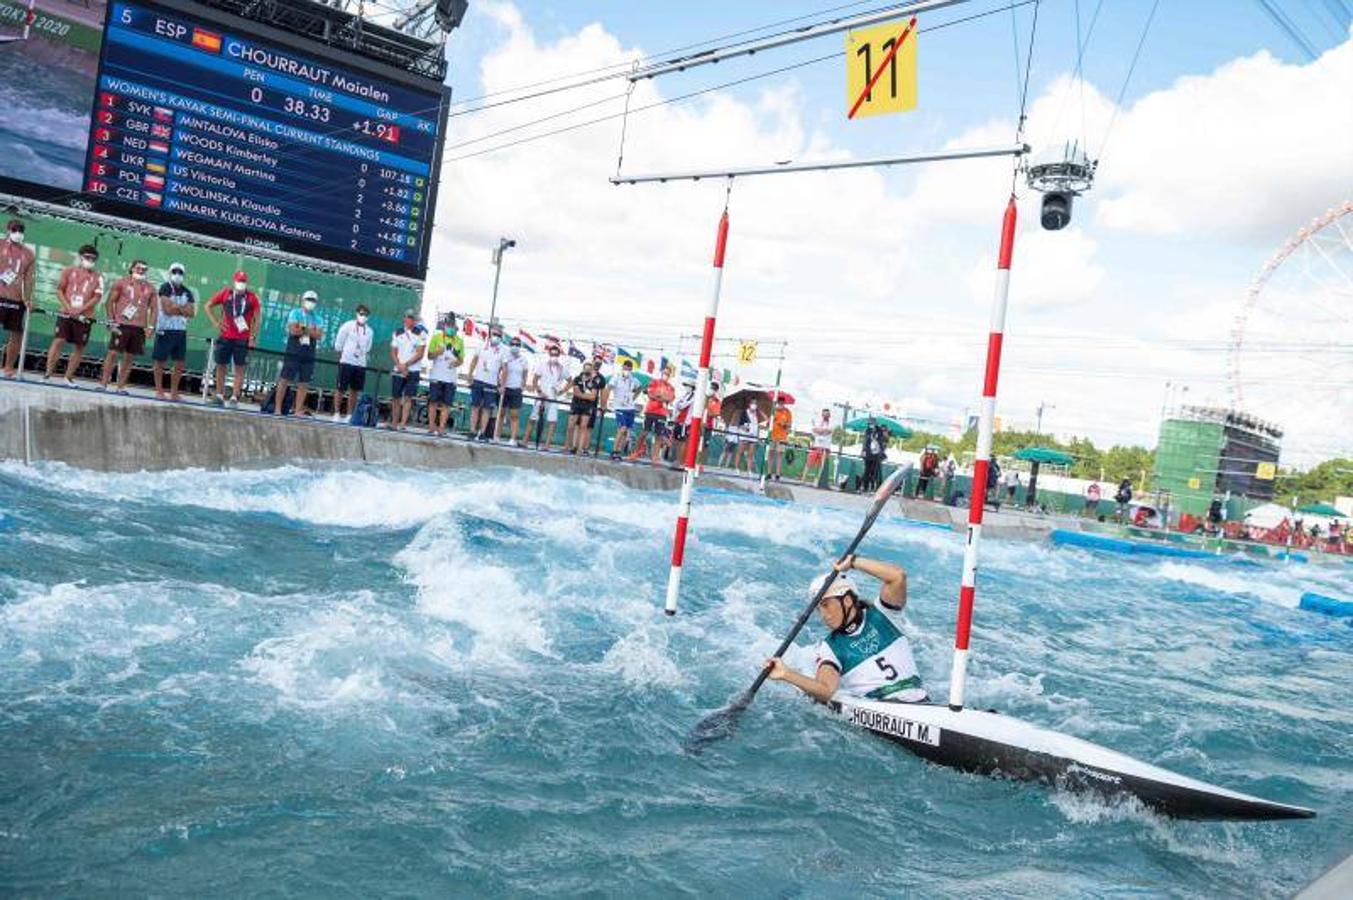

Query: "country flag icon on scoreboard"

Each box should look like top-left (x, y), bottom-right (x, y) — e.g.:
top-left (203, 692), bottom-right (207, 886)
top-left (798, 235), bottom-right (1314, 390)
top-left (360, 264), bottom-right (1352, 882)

top-left (151, 123), bottom-right (172, 140)
top-left (148, 141), bottom-right (169, 156)
top-left (143, 191), bottom-right (163, 207)
top-left (192, 28), bottom-right (222, 53)
top-left (146, 160), bottom-right (167, 175)
top-left (144, 174), bottom-right (165, 190)
top-left (153, 106), bottom-right (174, 123)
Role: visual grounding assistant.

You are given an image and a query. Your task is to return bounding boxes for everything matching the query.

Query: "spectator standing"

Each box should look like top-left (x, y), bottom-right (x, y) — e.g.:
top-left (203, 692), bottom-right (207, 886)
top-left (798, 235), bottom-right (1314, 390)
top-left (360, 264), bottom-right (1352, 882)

top-left (150, 262), bottom-right (194, 401)
top-left (802, 408), bottom-right (833, 486)
top-left (43, 243), bottom-right (103, 384)
top-left (699, 381), bottom-right (722, 467)
top-left (272, 289), bottom-right (323, 416)
top-left (941, 454), bottom-right (958, 504)
top-left (1114, 477), bottom-right (1133, 522)
top-left (424, 312), bottom-right (463, 437)
top-left (568, 359), bottom-right (605, 454)
top-left (861, 419), bottom-right (888, 491)
top-left (1084, 481), bottom-right (1102, 518)
top-left (671, 381), bottom-right (697, 464)
top-left (388, 309), bottom-right (427, 430)
top-left (498, 336), bottom-right (529, 444)
top-left (204, 271), bottom-right (260, 408)
top-left (0, 219), bottom-right (35, 379)
top-left (767, 402), bottom-right (793, 482)
top-left (987, 458), bottom-right (1002, 509)
top-left (1004, 469), bottom-right (1021, 505)
top-left (608, 358), bottom-right (640, 459)
top-left (630, 364), bottom-right (675, 464)
top-left (467, 326), bottom-right (506, 441)
top-left (527, 342), bottom-right (570, 448)
top-left (734, 406), bottom-right (760, 475)
top-left (915, 446), bottom-right (940, 499)
top-left (332, 304), bottom-right (373, 421)
top-left (98, 259), bottom-right (157, 394)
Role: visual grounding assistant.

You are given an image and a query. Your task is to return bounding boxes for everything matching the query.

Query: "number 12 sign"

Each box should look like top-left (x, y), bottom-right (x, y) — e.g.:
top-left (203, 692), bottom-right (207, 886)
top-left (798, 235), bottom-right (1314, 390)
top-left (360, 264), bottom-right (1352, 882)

top-left (845, 18), bottom-right (918, 119)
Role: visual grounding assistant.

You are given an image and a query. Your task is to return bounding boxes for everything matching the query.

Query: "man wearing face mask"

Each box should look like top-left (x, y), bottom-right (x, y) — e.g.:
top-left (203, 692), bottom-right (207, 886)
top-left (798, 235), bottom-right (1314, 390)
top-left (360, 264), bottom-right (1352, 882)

top-left (388, 309), bottom-right (427, 431)
top-left (204, 271), bottom-right (260, 408)
top-left (272, 289), bottom-right (323, 417)
top-left (151, 262), bottom-right (194, 401)
top-left (0, 219), bottom-right (36, 379)
top-left (527, 341), bottom-right (569, 448)
top-left (497, 335), bottom-right (530, 445)
top-left (98, 259), bottom-right (157, 393)
top-left (568, 358), bottom-right (606, 454)
top-left (43, 244), bottom-right (104, 385)
top-left (424, 312), bottom-right (464, 437)
top-left (467, 325), bottom-right (507, 442)
top-left (332, 304), bottom-right (373, 421)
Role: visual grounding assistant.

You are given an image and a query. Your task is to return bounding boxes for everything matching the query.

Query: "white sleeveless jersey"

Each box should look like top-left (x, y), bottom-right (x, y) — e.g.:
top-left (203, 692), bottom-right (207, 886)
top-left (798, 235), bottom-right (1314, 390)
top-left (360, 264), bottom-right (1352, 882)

top-left (815, 600), bottom-right (926, 702)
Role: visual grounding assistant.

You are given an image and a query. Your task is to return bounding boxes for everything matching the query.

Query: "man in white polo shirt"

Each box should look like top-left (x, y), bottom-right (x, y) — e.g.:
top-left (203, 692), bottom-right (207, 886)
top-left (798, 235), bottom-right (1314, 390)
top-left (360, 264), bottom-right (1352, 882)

top-left (527, 341), bottom-right (570, 448)
top-left (332, 304), bottom-right (374, 421)
top-left (388, 309), bottom-right (427, 431)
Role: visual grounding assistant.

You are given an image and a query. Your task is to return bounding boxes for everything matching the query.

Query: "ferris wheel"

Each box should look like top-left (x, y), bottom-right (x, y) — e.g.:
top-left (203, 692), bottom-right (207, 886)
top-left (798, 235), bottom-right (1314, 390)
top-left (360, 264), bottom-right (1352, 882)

top-left (1228, 201), bottom-right (1353, 465)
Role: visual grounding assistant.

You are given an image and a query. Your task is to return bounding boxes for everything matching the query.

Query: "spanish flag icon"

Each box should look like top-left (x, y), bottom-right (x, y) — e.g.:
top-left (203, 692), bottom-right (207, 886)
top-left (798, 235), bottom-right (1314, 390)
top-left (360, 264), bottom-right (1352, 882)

top-left (192, 28), bottom-right (222, 53)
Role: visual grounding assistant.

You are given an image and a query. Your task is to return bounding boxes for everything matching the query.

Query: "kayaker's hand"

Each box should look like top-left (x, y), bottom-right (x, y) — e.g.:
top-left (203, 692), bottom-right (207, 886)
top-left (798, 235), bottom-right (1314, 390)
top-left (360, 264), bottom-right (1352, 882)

top-left (764, 657), bottom-right (789, 681)
top-left (833, 554), bottom-right (856, 574)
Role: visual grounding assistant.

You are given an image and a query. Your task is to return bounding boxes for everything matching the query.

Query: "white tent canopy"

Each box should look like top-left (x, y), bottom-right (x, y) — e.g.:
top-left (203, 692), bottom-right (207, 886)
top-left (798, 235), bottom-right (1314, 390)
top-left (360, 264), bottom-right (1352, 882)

top-left (1242, 503), bottom-right (1292, 530)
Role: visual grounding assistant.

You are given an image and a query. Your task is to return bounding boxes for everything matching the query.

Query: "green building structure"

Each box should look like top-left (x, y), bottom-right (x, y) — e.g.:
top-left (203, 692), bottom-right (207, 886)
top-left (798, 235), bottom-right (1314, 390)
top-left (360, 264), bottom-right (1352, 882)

top-left (1153, 406), bottom-right (1282, 518)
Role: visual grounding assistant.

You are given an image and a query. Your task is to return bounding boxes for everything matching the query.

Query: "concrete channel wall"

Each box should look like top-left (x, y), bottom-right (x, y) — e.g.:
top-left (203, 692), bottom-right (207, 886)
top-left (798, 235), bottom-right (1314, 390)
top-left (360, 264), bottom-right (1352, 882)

top-left (0, 381), bottom-right (1062, 540)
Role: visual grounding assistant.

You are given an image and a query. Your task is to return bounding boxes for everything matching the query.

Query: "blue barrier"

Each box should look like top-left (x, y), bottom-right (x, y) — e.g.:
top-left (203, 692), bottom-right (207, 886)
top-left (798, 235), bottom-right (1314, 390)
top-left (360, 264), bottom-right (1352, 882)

top-left (1298, 592), bottom-right (1353, 619)
top-left (1050, 529), bottom-right (1218, 560)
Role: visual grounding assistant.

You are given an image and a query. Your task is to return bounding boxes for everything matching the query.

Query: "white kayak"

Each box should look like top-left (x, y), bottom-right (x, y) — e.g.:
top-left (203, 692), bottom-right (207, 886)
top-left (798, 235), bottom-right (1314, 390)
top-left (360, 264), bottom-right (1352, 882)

top-left (830, 696), bottom-right (1314, 821)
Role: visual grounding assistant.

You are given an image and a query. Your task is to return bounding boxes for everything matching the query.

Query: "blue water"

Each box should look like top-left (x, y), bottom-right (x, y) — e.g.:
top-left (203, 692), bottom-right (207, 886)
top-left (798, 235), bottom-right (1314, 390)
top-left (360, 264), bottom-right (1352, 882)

top-left (2, 462), bottom-right (1350, 897)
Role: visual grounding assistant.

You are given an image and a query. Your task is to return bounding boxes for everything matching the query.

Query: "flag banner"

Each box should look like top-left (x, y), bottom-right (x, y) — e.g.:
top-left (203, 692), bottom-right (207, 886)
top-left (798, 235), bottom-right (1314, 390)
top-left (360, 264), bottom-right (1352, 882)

top-left (615, 346), bottom-right (640, 368)
top-left (518, 329), bottom-right (538, 353)
top-left (680, 359), bottom-right (698, 381)
top-left (568, 342), bottom-right (587, 362)
top-left (462, 317), bottom-right (475, 336)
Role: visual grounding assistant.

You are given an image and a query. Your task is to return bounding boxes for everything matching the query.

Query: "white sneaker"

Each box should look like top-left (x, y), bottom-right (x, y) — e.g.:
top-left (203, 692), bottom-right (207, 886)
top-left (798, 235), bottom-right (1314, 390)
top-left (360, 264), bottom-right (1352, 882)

top-left (331, 413), bottom-right (342, 422)
top-left (64, 378), bottom-right (75, 387)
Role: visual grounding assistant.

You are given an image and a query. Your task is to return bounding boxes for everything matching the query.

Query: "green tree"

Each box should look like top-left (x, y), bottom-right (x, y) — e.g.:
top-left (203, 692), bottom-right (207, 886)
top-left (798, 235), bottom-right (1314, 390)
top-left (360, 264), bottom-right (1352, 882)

top-left (1273, 458), bottom-right (1353, 507)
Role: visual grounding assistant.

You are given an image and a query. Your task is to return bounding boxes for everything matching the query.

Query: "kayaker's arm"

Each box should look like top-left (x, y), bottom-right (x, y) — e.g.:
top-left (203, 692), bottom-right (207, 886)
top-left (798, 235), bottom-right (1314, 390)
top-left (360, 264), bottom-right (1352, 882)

top-left (841, 554), bottom-right (908, 611)
top-left (764, 657), bottom-right (839, 704)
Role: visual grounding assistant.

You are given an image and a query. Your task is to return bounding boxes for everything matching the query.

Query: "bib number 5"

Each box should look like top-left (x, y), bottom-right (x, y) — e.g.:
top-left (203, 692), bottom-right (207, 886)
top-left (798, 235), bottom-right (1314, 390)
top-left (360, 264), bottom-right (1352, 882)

top-left (875, 656), bottom-right (897, 680)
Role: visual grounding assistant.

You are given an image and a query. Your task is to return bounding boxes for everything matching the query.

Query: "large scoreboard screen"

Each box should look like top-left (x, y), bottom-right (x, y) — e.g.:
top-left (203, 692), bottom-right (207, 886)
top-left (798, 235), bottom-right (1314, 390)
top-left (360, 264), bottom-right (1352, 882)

top-left (0, 0), bottom-right (447, 279)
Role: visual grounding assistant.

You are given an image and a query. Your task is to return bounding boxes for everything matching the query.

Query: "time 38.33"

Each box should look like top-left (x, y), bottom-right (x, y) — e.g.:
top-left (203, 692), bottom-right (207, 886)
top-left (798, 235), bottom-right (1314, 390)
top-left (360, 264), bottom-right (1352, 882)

top-left (247, 86), bottom-right (332, 123)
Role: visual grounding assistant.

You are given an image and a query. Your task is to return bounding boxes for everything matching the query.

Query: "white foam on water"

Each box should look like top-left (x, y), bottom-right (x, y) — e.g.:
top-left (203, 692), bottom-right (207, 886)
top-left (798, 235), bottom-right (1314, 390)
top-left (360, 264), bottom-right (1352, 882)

top-left (1147, 561), bottom-right (1303, 608)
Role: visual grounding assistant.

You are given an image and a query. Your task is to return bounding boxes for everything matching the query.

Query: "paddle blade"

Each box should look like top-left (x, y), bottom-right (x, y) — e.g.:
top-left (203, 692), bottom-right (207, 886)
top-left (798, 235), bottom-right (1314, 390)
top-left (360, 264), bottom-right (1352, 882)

top-left (683, 690), bottom-right (754, 753)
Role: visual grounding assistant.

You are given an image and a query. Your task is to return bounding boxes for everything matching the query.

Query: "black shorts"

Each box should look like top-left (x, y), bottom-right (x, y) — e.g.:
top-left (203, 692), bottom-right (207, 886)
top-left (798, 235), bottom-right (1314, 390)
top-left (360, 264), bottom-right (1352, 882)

top-left (643, 413), bottom-right (668, 437)
top-left (214, 338), bottom-right (249, 367)
top-left (502, 387), bottom-right (523, 410)
top-left (56, 316), bottom-right (92, 346)
top-left (427, 380), bottom-right (456, 405)
top-left (152, 330), bottom-right (187, 362)
top-left (570, 398), bottom-right (595, 417)
top-left (109, 324), bottom-right (147, 356)
top-left (337, 363), bottom-right (366, 392)
top-left (672, 423), bottom-right (689, 441)
top-left (0, 301), bottom-right (23, 333)
top-left (391, 372), bottom-right (420, 398)
top-left (280, 350), bottom-right (316, 383)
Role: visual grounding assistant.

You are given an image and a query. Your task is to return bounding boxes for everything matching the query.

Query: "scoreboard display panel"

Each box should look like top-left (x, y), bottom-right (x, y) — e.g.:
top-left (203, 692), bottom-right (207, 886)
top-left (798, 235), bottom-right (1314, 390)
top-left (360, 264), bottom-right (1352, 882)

top-left (0, 0), bottom-right (447, 279)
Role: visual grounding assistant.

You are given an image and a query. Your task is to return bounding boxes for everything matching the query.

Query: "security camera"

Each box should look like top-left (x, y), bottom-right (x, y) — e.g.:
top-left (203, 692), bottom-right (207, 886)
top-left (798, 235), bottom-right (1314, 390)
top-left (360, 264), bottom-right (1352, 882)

top-left (1041, 192), bottom-right (1073, 230)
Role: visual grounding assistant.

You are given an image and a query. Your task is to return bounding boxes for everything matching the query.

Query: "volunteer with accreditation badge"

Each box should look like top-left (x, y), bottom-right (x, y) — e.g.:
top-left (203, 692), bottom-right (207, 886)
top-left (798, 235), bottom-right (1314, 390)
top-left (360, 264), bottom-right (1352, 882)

top-left (629, 364), bottom-right (675, 464)
top-left (151, 262), bottom-right (194, 401)
top-left (98, 259), bottom-right (157, 394)
top-left (768, 403), bottom-right (793, 481)
top-left (205, 271), bottom-right (260, 408)
top-left (528, 343), bottom-right (570, 448)
top-left (0, 219), bottom-right (36, 379)
top-left (43, 244), bottom-right (104, 385)
top-left (608, 359), bottom-right (639, 459)
top-left (332, 304), bottom-right (374, 421)
top-left (499, 336), bottom-right (529, 445)
top-left (765, 554), bottom-right (927, 705)
top-left (424, 312), bottom-right (463, 437)
top-left (568, 359), bottom-right (605, 454)
top-left (803, 408), bottom-right (833, 485)
top-left (388, 309), bottom-right (427, 431)
top-left (468, 326), bottom-right (507, 442)
top-left (272, 289), bottom-right (323, 417)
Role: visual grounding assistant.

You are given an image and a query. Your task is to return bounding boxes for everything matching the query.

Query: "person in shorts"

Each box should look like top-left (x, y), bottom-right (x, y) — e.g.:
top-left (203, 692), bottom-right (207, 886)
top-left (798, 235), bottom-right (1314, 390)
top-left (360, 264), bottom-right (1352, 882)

top-left (151, 262), bottom-right (194, 400)
top-left (388, 309), bottom-right (427, 430)
top-left (1, 219), bottom-right (36, 379)
top-left (204, 271), bottom-right (260, 408)
top-left (628, 364), bottom-right (675, 464)
top-left (332, 304), bottom-right (374, 421)
top-left (424, 312), bottom-right (464, 436)
top-left (498, 336), bottom-right (529, 444)
top-left (568, 359), bottom-right (605, 454)
top-left (767, 402), bottom-right (793, 481)
top-left (44, 243), bottom-right (103, 385)
top-left (607, 358), bottom-right (640, 458)
top-left (467, 325), bottom-right (507, 441)
top-left (272, 289), bottom-right (323, 416)
top-left (803, 408), bottom-right (833, 486)
top-left (527, 342), bottom-right (570, 448)
top-left (98, 259), bottom-right (157, 394)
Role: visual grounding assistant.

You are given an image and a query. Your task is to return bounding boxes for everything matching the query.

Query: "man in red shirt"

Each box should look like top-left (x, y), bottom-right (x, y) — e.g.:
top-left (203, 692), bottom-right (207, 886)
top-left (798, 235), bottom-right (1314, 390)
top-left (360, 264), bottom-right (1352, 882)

top-left (0, 219), bottom-right (36, 379)
top-left (44, 244), bottom-right (104, 384)
top-left (627, 364), bottom-right (676, 464)
top-left (203, 271), bottom-right (261, 408)
top-left (98, 259), bottom-right (157, 393)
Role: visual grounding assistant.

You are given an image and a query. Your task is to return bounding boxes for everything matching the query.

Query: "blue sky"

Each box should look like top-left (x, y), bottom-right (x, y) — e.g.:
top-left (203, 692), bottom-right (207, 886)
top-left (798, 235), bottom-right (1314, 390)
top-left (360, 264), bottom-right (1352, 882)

top-left (426, 2), bottom-right (1353, 463)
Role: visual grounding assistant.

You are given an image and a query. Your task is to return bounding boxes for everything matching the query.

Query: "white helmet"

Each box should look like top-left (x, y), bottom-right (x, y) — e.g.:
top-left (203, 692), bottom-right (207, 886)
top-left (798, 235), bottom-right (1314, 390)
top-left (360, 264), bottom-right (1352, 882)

top-left (810, 572), bottom-right (859, 602)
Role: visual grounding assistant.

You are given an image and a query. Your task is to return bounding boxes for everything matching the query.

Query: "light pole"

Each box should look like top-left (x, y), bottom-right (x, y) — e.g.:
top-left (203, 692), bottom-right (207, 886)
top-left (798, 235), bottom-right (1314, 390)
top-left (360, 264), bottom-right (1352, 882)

top-left (1035, 400), bottom-right (1055, 435)
top-left (488, 237), bottom-right (516, 328)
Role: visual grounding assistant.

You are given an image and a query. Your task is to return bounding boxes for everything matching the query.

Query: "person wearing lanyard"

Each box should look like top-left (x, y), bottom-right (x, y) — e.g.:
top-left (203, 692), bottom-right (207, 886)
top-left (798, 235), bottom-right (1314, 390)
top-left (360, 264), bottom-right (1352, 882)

top-left (272, 289), bottom-right (323, 416)
top-left (527, 342), bottom-right (570, 448)
top-left (43, 244), bottom-right (104, 385)
top-left (332, 304), bottom-right (373, 422)
top-left (151, 262), bottom-right (195, 401)
top-left (467, 325), bottom-right (506, 442)
top-left (98, 259), bottom-right (157, 394)
top-left (424, 312), bottom-right (464, 437)
top-left (204, 271), bottom-right (261, 408)
top-left (496, 336), bottom-right (530, 445)
top-left (567, 360), bottom-right (605, 454)
top-left (0, 219), bottom-right (36, 379)
top-left (388, 309), bottom-right (427, 431)
top-left (607, 359), bottom-right (639, 459)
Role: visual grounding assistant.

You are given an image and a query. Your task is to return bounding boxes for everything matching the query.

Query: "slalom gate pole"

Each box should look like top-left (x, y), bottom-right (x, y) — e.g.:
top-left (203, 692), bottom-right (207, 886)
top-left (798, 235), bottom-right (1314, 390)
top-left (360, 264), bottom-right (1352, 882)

top-left (664, 205), bottom-right (730, 616)
top-left (948, 196), bottom-right (1017, 711)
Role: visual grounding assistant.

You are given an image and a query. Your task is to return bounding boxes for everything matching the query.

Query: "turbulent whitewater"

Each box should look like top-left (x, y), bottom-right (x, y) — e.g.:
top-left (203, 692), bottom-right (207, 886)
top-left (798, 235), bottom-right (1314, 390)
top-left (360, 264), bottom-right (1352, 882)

top-left (1, 462), bottom-right (1350, 896)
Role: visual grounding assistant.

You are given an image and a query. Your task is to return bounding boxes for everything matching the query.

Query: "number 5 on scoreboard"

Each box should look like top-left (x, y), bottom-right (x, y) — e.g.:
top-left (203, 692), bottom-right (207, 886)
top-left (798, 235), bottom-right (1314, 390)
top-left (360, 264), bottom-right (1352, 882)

top-left (845, 19), bottom-right (918, 119)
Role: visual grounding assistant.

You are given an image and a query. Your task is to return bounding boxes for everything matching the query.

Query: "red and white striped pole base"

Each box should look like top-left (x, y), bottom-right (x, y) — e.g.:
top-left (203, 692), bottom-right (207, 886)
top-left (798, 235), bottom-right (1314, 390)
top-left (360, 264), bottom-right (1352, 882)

top-left (948, 196), bottom-right (1018, 709)
top-left (665, 209), bottom-right (730, 616)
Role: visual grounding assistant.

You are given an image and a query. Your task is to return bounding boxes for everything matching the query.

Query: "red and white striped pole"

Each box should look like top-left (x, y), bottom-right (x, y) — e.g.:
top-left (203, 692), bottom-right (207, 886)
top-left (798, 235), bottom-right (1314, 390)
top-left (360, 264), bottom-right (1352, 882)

top-left (665, 207), bottom-right (730, 615)
top-left (949, 196), bottom-right (1018, 710)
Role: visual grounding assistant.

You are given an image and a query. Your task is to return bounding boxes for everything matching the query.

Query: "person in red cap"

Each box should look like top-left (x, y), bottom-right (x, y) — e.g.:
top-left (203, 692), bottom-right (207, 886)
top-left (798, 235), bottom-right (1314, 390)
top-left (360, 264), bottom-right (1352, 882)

top-left (0, 219), bottom-right (36, 379)
top-left (203, 270), bottom-right (260, 408)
